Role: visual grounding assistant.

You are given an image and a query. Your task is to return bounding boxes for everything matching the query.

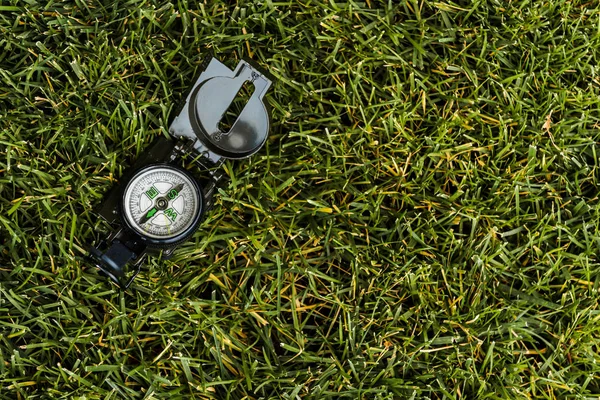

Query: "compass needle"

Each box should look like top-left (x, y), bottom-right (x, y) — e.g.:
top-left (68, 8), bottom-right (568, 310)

top-left (139, 207), bottom-right (158, 225)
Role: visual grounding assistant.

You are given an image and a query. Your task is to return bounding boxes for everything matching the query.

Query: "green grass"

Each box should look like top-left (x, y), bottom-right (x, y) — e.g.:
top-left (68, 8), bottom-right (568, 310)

top-left (2, 0), bottom-right (600, 398)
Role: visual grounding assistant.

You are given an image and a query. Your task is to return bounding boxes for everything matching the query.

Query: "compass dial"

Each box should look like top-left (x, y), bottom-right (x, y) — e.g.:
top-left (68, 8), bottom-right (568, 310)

top-left (121, 165), bottom-right (203, 243)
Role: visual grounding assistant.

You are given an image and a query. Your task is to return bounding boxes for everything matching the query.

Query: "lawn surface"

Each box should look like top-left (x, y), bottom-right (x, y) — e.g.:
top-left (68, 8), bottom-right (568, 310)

top-left (2, 0), bottom-right (600, 398)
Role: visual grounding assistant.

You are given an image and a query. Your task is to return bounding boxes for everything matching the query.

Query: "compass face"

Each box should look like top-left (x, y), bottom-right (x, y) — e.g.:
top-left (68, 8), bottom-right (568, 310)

top-left (122, 165), bottom-right (202, 241)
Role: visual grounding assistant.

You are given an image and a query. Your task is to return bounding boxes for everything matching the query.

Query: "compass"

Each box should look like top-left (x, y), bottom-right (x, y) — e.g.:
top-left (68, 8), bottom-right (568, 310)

top-left (121, 164), bottom-right (203, 245)
top-left (86, 56), bottom-right (273, 289)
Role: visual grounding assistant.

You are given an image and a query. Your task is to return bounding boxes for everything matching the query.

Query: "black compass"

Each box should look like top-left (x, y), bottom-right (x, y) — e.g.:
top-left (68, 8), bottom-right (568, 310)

top-left (86, 57), bottom-right (273, 289)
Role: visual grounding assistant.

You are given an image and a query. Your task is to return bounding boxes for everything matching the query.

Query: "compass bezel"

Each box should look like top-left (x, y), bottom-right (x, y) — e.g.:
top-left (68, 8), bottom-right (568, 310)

top-left (119, 163), bottom-right (204, 247)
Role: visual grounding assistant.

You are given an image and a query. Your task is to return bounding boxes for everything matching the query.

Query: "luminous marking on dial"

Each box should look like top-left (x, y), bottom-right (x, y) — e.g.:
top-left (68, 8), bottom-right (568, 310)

top-left (145, 186), bottom-right (159, 200)
top-left (123, 166), bottom-right (199, 240)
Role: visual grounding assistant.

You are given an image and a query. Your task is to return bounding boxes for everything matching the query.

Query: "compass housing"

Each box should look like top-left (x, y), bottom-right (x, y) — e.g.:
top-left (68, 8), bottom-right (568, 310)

top-left (120, 164), bottom-right (204, 247)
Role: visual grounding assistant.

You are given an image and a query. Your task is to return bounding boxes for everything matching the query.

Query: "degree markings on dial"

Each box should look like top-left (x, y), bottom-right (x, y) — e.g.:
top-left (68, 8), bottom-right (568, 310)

top-left (124, 167), bottom-right (198, 239)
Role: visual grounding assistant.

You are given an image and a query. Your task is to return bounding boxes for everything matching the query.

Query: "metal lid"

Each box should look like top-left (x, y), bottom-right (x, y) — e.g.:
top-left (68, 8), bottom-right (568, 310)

top-left (187, 59), bottom-right (272, 159)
